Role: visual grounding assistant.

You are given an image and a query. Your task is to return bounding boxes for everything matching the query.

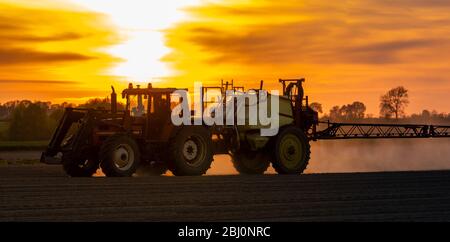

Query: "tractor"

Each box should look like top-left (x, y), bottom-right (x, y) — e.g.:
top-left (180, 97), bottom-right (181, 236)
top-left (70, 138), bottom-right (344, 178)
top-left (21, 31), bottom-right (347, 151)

top-left (41, 79), bottom-right (450, 177)
top-left (41, 83), bottom-right (215, 177)
top-left (41, 79), bottom-right (318, 176)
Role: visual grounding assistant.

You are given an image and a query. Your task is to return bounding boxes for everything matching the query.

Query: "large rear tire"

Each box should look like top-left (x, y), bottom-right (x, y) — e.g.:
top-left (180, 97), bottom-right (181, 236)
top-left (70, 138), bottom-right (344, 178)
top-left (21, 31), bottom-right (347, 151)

top-left (168, 126), bottom-right (213, 176)
top-left (62, 151), bottom-right (99, 177)
top-left (231, 149), bottom-right (270, 175)
top-left (272, 126), bottom-right (310, 174)
top-left (100, 134), bottom-right (141, 177)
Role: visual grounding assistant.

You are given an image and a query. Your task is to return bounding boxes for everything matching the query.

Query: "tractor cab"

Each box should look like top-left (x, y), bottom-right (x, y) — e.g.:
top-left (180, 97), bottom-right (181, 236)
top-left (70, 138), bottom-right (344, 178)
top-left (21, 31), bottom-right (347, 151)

top-left (279, 79), bottom-right (319, 131)
top-left (121, 83), bottom-right (150, 117)
top-left (127, 90), bottom-right (147, 117)
top-left (117, 83), bottom-right (185, 141)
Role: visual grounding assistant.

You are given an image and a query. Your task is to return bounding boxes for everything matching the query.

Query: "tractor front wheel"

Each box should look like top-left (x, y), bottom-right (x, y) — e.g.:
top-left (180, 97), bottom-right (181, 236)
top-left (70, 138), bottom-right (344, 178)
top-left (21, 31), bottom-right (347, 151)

top-left (168, 126), bottom-right (213, 176)
top-left (272, 126), bottom-right (311, 174)
top-left (100, 134), bottom-right (141, 177)
top-left (62, 151), bottom-right (99, 177)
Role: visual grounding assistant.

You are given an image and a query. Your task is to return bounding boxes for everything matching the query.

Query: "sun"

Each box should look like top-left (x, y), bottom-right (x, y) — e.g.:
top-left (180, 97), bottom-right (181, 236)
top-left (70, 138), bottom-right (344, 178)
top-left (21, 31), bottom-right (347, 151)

top-left (69, 0), bottom-right (202, 83)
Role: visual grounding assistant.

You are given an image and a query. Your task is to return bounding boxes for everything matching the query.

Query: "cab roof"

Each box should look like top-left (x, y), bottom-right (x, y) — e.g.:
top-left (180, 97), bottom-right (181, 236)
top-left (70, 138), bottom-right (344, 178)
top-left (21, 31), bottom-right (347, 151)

top-left (121, 83), bottom-right (187, 97)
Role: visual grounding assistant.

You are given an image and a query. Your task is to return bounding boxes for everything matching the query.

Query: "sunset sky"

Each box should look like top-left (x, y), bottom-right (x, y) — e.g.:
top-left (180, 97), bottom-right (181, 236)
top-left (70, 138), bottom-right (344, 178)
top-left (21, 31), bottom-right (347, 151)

top-left (1, 0), bottom-right (450, 115)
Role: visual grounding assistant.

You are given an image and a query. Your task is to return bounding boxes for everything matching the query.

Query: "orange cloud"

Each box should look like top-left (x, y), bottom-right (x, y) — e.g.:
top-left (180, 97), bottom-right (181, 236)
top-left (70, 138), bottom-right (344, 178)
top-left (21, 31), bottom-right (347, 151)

top-left (164, 0), bottom-right (450, 115)
top-left (0, 1), bottom-right (121, 103)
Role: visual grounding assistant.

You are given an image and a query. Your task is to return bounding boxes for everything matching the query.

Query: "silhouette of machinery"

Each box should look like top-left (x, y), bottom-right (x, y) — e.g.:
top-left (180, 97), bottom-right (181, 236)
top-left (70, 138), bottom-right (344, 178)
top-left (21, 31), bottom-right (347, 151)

top-left (41, 79), bottom-right (450, 177)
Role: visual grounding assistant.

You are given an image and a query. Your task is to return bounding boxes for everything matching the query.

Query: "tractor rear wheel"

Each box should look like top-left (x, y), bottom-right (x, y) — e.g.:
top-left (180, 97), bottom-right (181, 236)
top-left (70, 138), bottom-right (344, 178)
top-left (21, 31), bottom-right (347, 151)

top-left (100, 134), bottom-right (141, 177)
top-left (168, 126), bottom-right (213, 176)
top-left (62, 151), bottom-right (99, 177)
top-left (231, 149), bottom-right (270, 175)
top-left (272, 126), bottom-right (311, 174)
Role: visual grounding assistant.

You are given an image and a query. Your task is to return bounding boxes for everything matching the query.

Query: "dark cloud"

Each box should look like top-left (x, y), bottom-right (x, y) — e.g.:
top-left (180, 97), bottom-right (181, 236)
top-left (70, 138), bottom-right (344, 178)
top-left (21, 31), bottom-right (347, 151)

top-left (183, 20), bottom-right (338, 64)
top-left (369, 0), bottom-right (450, 8)
top-left (0, 1), bottom-right (122, 104)
top-left (342, 39), bottom-right (446, 64)
top-left (0, 23), bottom-right (23, 31)
top-left (183, 22), bottom-right (446, 65)
top-left (0, 48), bottom-right (93, 64)
top-left (162, 0), bottom-right (450, 115)
top-left (165, 0), bottom-right (450, 67)
top-left (0, 80), bottom-right (78, 84)
top-left (0, 32), bottom-right (86, 42)
top-left (0, 2), bottom-right (117, 67)
top-left (0, 14), bottom-right (86, 43)
top-left (350, 39), bottom-right (437, 52)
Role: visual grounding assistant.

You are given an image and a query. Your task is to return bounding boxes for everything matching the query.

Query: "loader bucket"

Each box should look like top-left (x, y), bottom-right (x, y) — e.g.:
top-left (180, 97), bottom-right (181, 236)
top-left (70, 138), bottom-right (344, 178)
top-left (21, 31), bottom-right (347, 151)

top-left (40, 108), bottom-right (92, 164)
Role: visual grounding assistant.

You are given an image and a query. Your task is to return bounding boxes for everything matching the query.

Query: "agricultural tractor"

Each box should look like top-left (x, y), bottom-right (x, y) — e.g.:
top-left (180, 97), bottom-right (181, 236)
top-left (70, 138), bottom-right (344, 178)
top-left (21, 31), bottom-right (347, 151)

top-left (41, 79), bottom-right (450, 177)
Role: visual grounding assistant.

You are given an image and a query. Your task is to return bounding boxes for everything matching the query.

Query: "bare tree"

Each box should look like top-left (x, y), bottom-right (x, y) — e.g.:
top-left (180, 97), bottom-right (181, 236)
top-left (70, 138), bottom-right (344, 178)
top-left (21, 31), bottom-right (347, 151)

top-left (309, 102), bottom-right (323, 114)
top-left (380, 86), bottom-right (409, 119)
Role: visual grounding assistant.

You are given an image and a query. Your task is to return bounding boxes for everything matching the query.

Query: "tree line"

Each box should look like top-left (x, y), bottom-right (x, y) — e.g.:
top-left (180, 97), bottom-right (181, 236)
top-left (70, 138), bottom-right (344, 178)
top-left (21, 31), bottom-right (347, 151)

top-left (0, 98), bottom-right (124, 141)
top-left (310, 86), bottom-right (450, 124)
top-left (0, 86), bottom-right (449, 141)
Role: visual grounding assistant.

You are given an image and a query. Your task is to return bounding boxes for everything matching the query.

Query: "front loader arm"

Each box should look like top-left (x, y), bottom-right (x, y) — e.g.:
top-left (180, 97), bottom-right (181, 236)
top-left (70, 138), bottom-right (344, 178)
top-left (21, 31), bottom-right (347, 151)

top-left (41, 108), bottom-right (95, 164)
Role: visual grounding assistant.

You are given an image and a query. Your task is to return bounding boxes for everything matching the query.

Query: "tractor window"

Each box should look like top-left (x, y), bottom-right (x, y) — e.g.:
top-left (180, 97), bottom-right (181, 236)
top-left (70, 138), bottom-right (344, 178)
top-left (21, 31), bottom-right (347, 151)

top-left (149, 96), bottom-right (154, 114)
top-left (128, 94), bottom-right (148, 117)
top-left (170, 93), bottom-right (183, 109)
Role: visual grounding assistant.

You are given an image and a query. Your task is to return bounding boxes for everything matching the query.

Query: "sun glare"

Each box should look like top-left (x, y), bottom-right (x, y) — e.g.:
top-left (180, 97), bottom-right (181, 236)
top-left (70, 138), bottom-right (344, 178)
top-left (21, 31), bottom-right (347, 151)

top-left (70, 0), bottom-right (201, 83)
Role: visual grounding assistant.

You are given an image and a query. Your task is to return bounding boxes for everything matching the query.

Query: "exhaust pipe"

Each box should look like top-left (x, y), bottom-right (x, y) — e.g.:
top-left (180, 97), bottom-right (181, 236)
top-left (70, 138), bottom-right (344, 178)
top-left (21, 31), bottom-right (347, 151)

top-left (111, 85), bottom-right (117, 113)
